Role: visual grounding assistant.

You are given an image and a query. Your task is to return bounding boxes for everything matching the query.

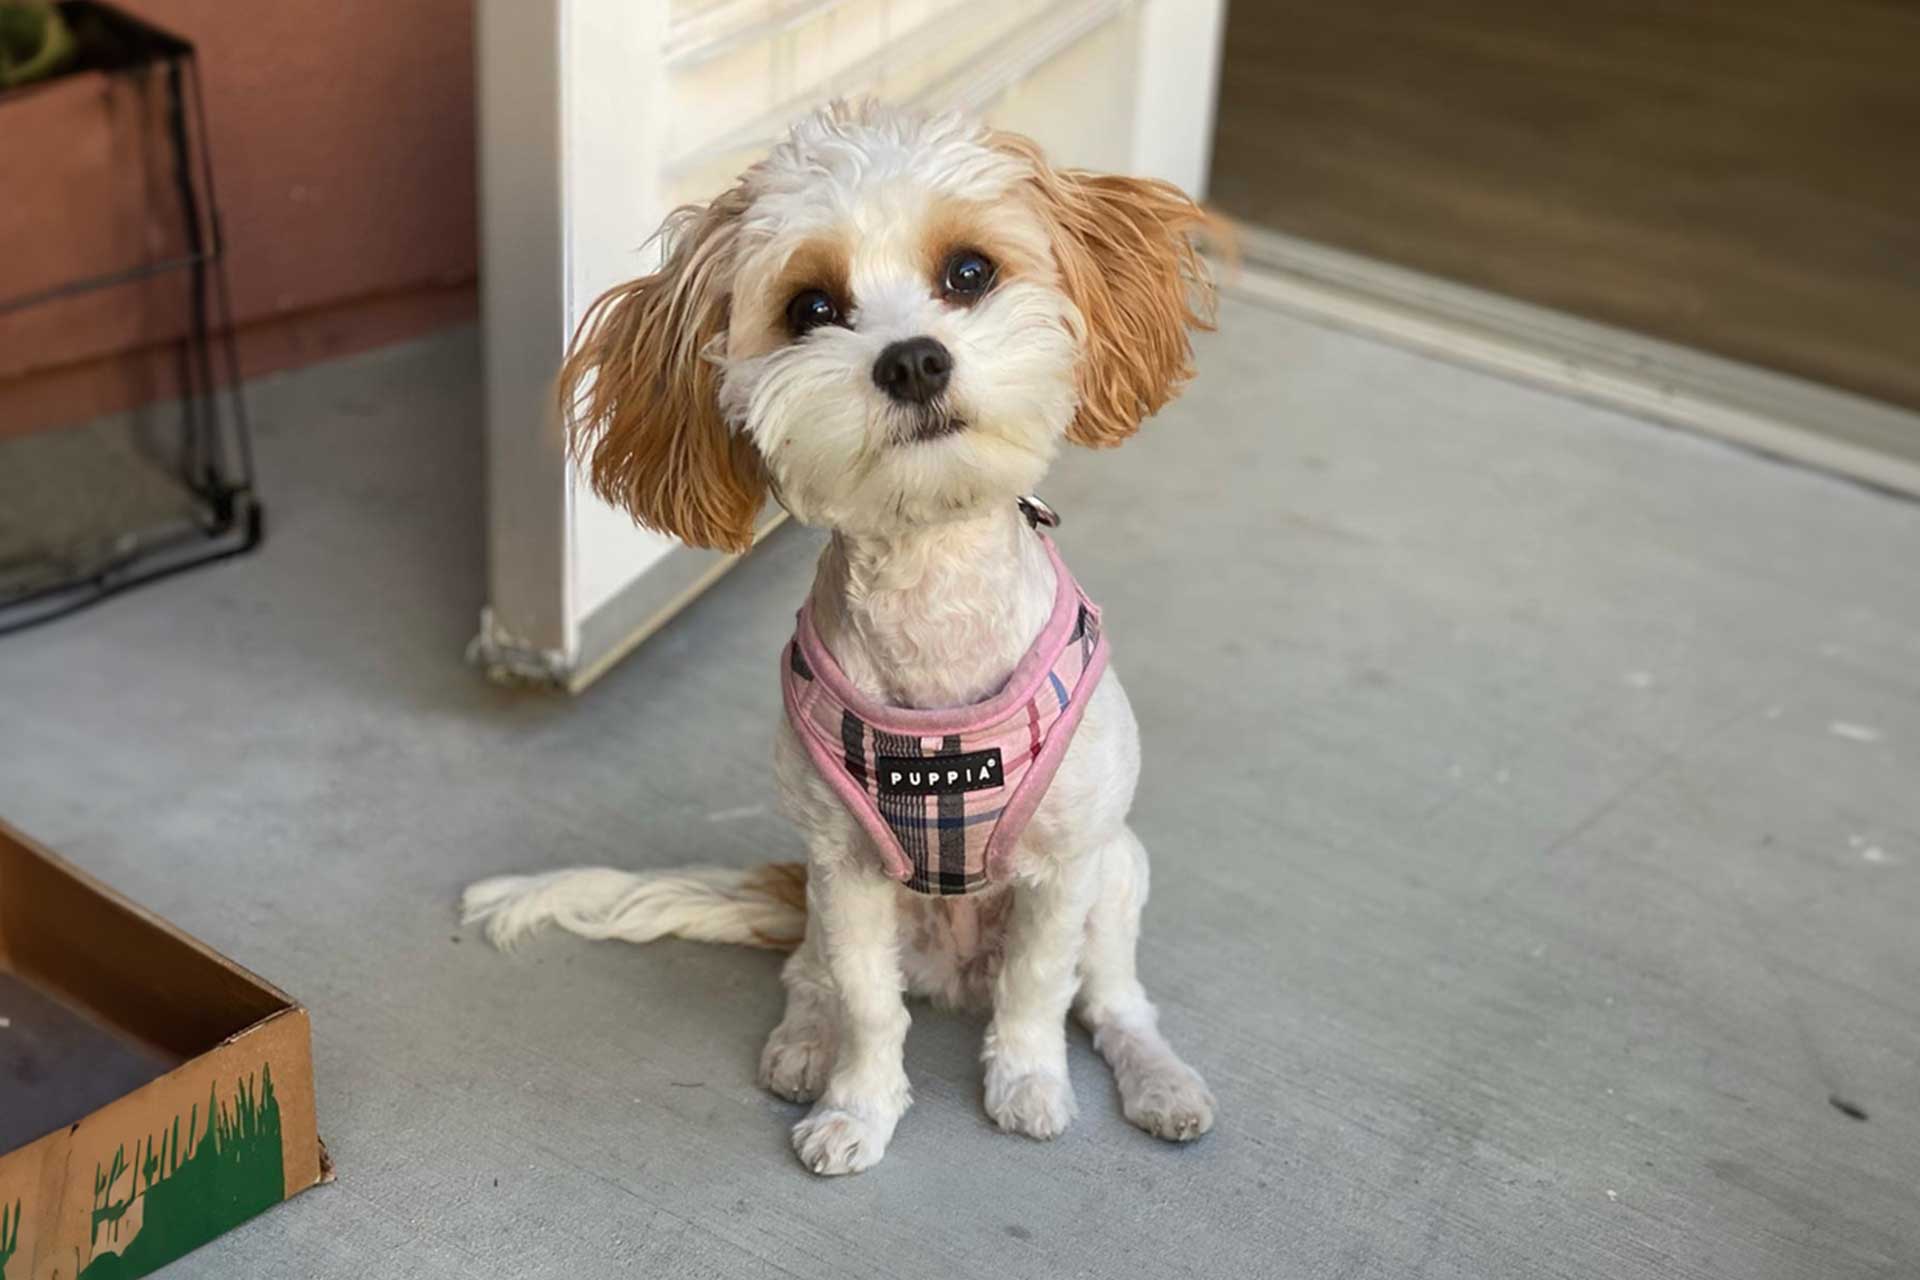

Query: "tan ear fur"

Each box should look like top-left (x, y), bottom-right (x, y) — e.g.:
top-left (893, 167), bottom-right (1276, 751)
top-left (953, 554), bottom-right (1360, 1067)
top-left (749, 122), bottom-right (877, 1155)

top-left (994, 132), bottom-right (1218, 447)
top-left (557, 185), bottom-right (765, 552)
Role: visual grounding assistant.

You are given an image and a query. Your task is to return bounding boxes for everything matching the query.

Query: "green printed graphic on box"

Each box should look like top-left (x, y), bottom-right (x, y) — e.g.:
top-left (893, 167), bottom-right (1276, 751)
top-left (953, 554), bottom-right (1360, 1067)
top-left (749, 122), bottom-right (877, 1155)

top-left (77, 1066), bottom-right (285, 1280)
top-left (1, 1197), bottom-right (20, 1280)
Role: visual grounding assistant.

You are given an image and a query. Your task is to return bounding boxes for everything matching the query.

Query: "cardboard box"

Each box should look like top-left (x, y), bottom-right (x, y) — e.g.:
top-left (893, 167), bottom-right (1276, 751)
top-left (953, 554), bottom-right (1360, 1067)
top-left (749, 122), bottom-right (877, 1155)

top-left (0, 822), bottom-right (326, 1279)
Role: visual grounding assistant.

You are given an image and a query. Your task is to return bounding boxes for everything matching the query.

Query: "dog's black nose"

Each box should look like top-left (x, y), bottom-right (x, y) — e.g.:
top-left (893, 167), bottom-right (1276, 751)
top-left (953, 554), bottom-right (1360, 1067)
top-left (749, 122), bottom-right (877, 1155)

top-left (872, 337), bottom-right (952, 404)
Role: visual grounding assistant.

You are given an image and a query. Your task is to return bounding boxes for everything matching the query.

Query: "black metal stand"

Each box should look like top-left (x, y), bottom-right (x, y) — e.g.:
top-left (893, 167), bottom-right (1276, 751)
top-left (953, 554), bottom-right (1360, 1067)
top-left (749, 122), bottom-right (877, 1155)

top-left (0, 1), bottom-right (261, 635)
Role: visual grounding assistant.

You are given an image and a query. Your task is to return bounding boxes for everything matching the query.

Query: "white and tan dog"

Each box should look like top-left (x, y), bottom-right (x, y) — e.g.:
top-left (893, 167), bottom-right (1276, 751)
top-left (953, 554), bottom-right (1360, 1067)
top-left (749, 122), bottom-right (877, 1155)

top-left (464, 102), bottom-right (1217, 1176)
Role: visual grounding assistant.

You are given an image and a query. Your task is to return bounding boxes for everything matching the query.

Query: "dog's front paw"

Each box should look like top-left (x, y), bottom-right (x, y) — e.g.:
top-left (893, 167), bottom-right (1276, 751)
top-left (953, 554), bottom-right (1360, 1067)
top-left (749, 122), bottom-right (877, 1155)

top-left (983, 1065), bottom-right (1077, 1140)
top-left (791, 1104), bottom-right (895, 1176)
top-left (759, 1023), bottom-right (835, 1103)
top-left (1121, 1064), bottom-right (1216, 1142)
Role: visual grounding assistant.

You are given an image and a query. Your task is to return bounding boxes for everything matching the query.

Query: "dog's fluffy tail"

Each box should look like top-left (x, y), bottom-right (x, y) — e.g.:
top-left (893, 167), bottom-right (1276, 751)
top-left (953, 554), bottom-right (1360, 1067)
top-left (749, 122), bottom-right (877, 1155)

top-left (461, 863), bottom-right (807, 952)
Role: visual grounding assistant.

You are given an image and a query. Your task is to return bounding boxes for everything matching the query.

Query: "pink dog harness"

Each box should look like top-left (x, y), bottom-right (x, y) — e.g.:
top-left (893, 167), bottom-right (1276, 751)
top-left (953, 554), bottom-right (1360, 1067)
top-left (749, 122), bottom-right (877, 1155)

top-left (781, 507), bottom-right (1109, 896)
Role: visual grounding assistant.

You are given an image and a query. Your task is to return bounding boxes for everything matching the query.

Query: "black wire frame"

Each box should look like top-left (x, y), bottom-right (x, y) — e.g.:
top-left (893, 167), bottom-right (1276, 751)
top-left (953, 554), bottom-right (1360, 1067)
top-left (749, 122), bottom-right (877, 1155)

top-left (0, 4), bottom-right (263, 636)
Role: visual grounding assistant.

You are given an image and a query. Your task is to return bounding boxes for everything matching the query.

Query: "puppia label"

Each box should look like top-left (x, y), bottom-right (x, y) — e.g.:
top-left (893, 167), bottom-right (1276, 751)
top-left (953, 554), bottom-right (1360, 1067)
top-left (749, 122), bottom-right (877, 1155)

top-left (876, 748), bottom-right (1005, 796)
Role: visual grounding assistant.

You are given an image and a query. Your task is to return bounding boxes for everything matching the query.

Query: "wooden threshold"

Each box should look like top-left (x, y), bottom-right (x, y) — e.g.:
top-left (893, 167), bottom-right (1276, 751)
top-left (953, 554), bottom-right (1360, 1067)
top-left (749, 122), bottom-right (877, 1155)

top-left (1225, 224), bottom-right (1920, 501)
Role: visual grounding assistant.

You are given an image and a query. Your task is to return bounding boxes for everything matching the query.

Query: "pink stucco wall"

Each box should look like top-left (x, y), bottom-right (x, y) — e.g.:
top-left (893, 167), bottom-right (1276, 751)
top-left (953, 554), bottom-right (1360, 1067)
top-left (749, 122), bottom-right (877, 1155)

top-left (0, 1), bottom-right (478, 435)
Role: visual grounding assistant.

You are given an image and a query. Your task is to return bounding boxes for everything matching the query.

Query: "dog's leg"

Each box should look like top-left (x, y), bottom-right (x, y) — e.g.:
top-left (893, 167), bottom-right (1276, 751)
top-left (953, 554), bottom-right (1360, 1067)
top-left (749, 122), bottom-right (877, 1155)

top-left (789, 862), bottom-right (910, 1175)
top-left (1075, 825), bottom-right (1215, 1141)
top-left (981, 858), bottom-right (1098, 1139)
top-left (759, 933), bottom-right (838, 1103)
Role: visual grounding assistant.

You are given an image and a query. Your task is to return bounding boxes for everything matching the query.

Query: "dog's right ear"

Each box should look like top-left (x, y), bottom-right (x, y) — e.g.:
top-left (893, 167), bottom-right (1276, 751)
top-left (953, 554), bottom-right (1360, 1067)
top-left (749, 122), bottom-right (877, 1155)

top-left (558, 184), bottom-right (766, 553)
top-left (989, 129), bottom-right (1217, 449)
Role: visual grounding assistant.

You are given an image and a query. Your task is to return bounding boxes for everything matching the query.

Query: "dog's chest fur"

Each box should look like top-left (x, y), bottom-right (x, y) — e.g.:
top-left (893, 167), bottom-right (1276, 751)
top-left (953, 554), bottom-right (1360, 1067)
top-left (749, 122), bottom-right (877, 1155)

top-left (809, 509), bottom-right (1056, 711)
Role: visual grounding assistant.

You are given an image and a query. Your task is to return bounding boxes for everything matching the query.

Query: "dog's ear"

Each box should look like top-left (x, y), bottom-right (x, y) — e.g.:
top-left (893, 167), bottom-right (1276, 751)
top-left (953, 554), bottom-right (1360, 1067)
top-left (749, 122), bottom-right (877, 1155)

top-left (995, 132), bottom-right (1218, 447)
top-left (558, 184), bottom-right (765, 553)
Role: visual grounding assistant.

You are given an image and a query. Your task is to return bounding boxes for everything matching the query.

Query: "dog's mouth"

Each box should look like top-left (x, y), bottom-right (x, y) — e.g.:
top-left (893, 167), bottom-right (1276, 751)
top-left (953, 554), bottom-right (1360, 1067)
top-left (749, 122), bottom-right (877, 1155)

top-left (895, 409), bottom-right (967, 445)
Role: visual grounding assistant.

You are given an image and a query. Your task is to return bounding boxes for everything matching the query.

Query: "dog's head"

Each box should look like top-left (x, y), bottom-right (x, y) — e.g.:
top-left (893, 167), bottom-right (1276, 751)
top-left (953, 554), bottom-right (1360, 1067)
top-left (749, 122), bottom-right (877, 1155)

top-left (561, 101), bottom-right (1216, 550)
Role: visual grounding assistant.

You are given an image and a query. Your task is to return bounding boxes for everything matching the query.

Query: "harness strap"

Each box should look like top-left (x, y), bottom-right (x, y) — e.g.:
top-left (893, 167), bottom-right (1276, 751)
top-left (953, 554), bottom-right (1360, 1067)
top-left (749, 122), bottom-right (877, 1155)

top-left (781, 505), bottom-right (1108, 894)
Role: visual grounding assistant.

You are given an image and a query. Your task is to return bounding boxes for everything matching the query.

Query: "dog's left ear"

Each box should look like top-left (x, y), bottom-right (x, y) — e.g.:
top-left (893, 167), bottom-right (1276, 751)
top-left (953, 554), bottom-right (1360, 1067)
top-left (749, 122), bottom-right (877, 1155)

top-left (996, 132), bottom-right (1218, 447)
top-left (557, 184), bottom-right (766, 553)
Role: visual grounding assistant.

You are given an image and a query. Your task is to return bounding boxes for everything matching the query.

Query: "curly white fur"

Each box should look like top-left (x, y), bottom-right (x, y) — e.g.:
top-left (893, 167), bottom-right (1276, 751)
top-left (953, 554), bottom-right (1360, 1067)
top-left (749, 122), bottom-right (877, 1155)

top-left (462, 866), bottom-right (803, 950)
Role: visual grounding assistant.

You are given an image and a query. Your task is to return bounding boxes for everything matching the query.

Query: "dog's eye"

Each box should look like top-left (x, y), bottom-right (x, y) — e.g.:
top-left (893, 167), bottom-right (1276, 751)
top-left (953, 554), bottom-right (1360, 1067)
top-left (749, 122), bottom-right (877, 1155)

top-left (941, 249), bottom-right (995, 301)
top-left (786, 289), bottom-right (840, 336)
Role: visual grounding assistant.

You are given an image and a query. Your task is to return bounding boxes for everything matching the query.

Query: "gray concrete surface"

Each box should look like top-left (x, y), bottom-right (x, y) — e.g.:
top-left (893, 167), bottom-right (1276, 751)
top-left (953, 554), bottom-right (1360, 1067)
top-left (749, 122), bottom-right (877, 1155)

top-left (2, 295), bottom-right (1917, 1279)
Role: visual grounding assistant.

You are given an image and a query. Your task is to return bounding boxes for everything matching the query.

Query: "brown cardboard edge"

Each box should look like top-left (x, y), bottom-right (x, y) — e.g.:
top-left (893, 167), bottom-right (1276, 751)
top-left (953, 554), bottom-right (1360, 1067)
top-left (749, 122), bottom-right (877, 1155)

top-left (0, 1005), bottom-right (326, 1279)
top-left (215, 1005), bottom-right (327, 1196)
top-left (0, 819), bottom-right (298, 1011)
top-left (0, 820), bottom-right (327, 1278)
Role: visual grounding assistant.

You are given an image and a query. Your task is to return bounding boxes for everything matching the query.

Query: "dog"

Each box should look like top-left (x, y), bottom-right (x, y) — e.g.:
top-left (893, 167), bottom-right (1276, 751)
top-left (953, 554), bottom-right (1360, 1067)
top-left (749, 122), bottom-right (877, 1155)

top-left (463, 101), bottom-right (1218, 1176)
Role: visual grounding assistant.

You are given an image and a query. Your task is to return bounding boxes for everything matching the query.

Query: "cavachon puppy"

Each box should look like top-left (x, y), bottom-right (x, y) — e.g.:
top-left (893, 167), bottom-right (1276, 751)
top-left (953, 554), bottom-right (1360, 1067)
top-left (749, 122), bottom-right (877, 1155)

top-left (465, 101), bottom-right (1218, 1176)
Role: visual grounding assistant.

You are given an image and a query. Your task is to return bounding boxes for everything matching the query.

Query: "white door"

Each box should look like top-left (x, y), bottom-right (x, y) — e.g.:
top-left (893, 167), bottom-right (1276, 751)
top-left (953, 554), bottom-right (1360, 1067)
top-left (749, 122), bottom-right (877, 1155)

top-left (474, 0), bottom-right (1226, 690)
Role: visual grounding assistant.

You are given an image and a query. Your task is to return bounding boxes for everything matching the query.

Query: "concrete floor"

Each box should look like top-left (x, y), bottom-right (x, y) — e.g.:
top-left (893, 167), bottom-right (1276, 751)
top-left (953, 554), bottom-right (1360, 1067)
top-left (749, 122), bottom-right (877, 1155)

top-left (2, 294), bottom-right (1917, 1279)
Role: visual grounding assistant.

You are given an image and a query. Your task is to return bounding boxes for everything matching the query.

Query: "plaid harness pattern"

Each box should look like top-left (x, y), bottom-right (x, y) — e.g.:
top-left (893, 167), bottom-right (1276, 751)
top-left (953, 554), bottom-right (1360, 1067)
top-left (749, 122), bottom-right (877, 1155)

top-left (781, 533), bottom-right (1109, 896)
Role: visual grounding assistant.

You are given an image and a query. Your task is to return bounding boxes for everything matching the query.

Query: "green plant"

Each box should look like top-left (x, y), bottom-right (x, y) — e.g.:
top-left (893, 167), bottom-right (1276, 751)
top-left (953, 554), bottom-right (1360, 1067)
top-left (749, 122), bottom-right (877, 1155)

top-left (0, 1), bottom-right (76, 88)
